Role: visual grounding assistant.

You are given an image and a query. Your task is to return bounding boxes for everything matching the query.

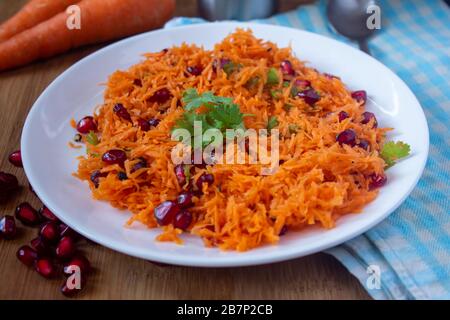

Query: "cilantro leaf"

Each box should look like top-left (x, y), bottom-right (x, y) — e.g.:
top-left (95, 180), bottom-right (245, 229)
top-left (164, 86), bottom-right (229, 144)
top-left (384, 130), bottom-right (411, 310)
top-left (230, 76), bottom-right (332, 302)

top-left (266, 68), bottom-right (279, 85)
top-left (86, 131), bottom-right (99, 145)
top-left (267, 116), bottom-right (279, 132)
top-left (222, 61), bottom-right (242, 76)
top-left (380, 141), bottom-right (411, 168)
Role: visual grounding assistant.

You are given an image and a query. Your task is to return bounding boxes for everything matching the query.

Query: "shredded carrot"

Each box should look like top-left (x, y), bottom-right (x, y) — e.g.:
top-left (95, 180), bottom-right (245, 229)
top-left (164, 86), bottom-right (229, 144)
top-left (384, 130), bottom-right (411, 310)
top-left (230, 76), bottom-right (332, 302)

top-left (70, 118), bottom-right (77, 129)
top-left (68, 141), bottom-right (82, 149)
top-left (74, 29), bottom-right (388, 251)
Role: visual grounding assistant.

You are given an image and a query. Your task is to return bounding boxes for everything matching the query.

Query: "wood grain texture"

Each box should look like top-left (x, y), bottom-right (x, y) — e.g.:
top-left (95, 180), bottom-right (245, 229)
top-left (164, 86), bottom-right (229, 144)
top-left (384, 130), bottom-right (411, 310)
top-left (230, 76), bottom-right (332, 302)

top-left (0, 0), bottom-right (370, 300)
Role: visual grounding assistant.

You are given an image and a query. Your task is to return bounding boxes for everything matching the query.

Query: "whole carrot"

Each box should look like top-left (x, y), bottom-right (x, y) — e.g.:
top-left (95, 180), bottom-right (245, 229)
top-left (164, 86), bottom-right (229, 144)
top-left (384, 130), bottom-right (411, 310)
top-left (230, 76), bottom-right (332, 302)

top-left (0, 0), bottom-right (175, 71)
top-left (0, 0), bottom-right (81, 42)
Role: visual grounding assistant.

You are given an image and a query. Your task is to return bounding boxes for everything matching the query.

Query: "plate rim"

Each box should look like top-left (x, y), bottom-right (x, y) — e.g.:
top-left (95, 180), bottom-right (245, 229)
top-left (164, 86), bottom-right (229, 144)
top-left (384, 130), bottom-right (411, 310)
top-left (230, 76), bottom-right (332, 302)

top-left (21, 22), bottom-right (430, 267)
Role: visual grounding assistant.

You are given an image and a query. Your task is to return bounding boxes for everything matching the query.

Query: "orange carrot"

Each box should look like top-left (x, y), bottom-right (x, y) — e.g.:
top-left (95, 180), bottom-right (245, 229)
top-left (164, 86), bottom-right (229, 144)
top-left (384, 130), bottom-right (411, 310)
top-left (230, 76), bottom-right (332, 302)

top-left (0, 0), bottom-right (81, 42)
top-left (0, 0), bottom-right (175, 71)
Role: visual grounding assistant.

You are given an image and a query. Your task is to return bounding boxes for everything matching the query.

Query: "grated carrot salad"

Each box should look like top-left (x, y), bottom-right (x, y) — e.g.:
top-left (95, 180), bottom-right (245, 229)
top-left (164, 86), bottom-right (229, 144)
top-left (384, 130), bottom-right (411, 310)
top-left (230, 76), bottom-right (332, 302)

top-left (74, 29), bottom-right (388, 251)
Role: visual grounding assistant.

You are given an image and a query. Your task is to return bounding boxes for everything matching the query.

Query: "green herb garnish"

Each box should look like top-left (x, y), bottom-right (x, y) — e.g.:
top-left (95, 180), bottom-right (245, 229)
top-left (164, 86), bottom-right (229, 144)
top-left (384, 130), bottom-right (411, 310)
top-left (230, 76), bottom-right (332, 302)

top-left (282, 81), bottom-right (290, 88)
top-left (266, 68), bottom-right (279, 85)
top-left (86, 131), bottom-right (99, 145)
top-left (380, 141), bottom-right (411, 168)
top-left (246, 76), bottom-right (260, 88)
top-left (288, 124), bottom-right (299, 134)
top-left (222, 61), bottom-right (242, 76)
top-left (267, 116), bottom-right (279, 132)
top-left (270, 89), bottom-right (282, 99)
top-left (174, 89), bottom-right (254, 146)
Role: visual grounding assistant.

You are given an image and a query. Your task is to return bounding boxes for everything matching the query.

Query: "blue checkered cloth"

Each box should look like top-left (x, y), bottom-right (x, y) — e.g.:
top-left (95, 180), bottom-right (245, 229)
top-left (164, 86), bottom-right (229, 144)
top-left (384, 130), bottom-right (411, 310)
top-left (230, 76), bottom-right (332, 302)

top-left (165, 0), bottom-right (450, 300)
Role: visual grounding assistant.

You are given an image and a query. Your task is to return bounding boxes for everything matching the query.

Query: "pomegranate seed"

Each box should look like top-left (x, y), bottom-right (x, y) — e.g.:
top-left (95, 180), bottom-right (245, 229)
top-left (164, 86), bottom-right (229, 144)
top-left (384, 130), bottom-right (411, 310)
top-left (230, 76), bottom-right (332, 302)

top-left (15, 202), bottom-right (41, 226)
top-left (369, 174), bottom-right (387, 190)
top-left (35, 258), bottom-right (55, 278)
top-left (297, 88), bottom-right (320, 106)
top-left (59, 224), bottom-right (80, 241)
top-left (0, 215), bottom-right (17, 239)
top-left (76, 116), bottom-right (97, 134)
top-left (113, 103), bottom-right (132, 121)
top-left (16, 245), bottom-right (38, 267)
top-left (361, 111), bottom-right (378, 128)
top-left (279, 225), bottom-right (288, 236)
top-left (31, 236), bottom-right (52, 256)
top-left (148, 88), bottom-right (172, 104)
top-left (64, 254), bottom-right (91, 276)
top-left (174, 164), bottom-right (187, 186)
top-left (148, 118), bottom-right (160, 128)
top-left (130, 158), bottom-right (147, 173)
top-left (351, 90), bottom-right (367, 104)
top-left (338, 111), bottom-right (349, 122)
top-left (220, 58), bottom-right (231, 68)
top-left (173, 210), bottom-right (192, 230)
top-left (186, 66), bottom-right (203, 76)
top-left (280, 60), bottom-right (295, 76)
top-left (90, 170), bottom-right (107, 188)
top-left (154, 200), bottom-right (180, 226)
top-left (102, 149), bottom-right (127, 167)
top-left (8, 150), bottom-right (22, 167)
top-left (56, 236), bottom-right (76, 260)
top-left (177, 191), bottom-right (194, 208)
top-left (196, 173), bottom-right (214, 191)
top-left (336, 129), bottom-right (357, 146)
top-left (294, 79), bottom-right (311, 88)
top-left (40, 221), bottom-right (60, 243)
top-left (0, 171), bottom-right (19, 195)
top-left (358, 139), bottom-right (370, 151)
top-left (137, 118), bottom-right (151, 131)
top-left (39, 206), bottom-right (59, 222)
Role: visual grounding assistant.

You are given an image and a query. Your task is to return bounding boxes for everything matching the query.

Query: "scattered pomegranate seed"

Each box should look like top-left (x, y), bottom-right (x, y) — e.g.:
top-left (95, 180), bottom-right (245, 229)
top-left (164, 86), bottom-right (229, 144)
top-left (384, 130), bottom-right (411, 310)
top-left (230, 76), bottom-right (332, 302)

top-left (40, 221), bottom-right (60, 243)
top-left (59, 224), bottom-right (80, 241)
top-left (64, 254), bottom-right (91, 276)
top-left (336, 129), bottom-right (357, 146)
top-left (39, 206), bottom-right (59, 222)
top-left (148, 118), bottom-right (160, 128)
top-left (173, 210), bottom-right (192, 230)
top-left (0, 171), bottom-right (19, 195)
top-left (61, 282), bottom-right (83, 297)
top-left (196, 173), bottom-right (214, 191)
top-left (280, 60), bottom-right (295, 77)
top-left (154, 200), bottom-right (180, 226)
top-left (369, 173), bottom-right (387, 190)
top-left (15, 202), bottom-right (41, 226)
top-left (351, 90), bottom-right (367, 104)
top-left (56, 236), bottom-right (76, 260)
top-left (174, 164), bottom-right (187, 186)
top-left (361, 111), bottom-right (378, 128)
top-left (90, 170), bottom-right (107, 188)
top-left (297, 88), bottom-right (321, 106)
top-left (35, 258), bottom-right (56, 278)
top-left (338, 111), bottom-right (349, 122)
top-left (130, 158), bottom-right (147, 173)
top-left (102, 149), bottom-right (127, 167)
top-left (16, 245), bottom-right (38, 267)
top-left (148, 88), bottom-right (172, 104)
top-left (113, 103), bottom-right (132, 121)
top-left (294, 79), bottom-right (311, 88)
top-left (76, 116), bottom-right (97, 134)
top-left (0, 215), bottom-right (17, 239)
top-left (186, 66), bottom-right (203, 76)
top-left (177, 191), bottom-right (194, 208)
top-left (31, 236), bottom-right (52, 256)
top-left (137, 118), bottom-right (151, 131)
top-left (8, 150), bottom-right (22, 167)
top-left (279, 225), bottom-right (288, 236)
top-left (358, 139), bottom-right (370, 151)
top-left (220, 58), bottom-right (231, 68)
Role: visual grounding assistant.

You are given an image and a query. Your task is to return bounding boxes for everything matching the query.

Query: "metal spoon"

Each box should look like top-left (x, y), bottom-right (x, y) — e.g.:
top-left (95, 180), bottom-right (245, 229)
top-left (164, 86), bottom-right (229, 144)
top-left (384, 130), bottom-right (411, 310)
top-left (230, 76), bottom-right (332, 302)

top-left (326, 0), bottom-right (379, 55)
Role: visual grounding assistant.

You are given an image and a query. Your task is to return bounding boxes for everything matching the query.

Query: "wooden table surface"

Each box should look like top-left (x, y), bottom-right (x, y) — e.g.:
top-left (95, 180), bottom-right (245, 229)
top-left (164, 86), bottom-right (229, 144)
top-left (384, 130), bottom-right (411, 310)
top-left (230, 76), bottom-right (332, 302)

top-left (0, 0), bottom-right (370, 300)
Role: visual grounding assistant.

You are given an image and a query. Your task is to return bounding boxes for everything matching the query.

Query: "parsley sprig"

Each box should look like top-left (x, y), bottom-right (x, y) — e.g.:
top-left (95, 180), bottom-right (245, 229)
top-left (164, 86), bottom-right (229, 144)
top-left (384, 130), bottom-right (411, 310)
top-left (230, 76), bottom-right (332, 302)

top-left (173, 89), bottom-right (254, 146)
top-left (380, 141), bottom-right (411, 168)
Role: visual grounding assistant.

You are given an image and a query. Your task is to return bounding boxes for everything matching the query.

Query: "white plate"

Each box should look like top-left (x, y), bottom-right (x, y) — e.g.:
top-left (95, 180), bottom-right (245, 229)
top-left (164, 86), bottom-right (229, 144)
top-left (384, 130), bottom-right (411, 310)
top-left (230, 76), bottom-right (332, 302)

top-left (21, 22), bottom-right (429, 267)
